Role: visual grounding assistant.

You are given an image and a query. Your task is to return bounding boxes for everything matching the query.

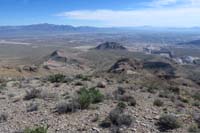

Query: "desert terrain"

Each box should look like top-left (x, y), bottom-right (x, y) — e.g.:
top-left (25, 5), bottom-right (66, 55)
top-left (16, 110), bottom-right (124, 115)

top-left (0, 26), bottom-right (200, 133)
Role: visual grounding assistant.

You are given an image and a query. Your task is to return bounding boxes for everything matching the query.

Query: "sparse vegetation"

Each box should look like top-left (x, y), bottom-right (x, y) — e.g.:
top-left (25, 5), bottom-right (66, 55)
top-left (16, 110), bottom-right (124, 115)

top-left (0, 113), bottom-right (8, 123)
top-left (24, 88), bottom-right (41, 100)
top-left (75, 74), bottom-right (91, 81)
top-left (55, 100), bottom-right (80, 114)
top-left (55, 87), bottom-right (104, 113)
top-left (153, 99), bottom-right (164, 107)
top-left (109, 106), bottom-right (134, 127)
top-left (100, 104), bottom-right (134, 129)
top-left (120, 95), bottom-right (136, 106)
top-left (47, 74), bottom-right (66, 83)
top-left (24, 125), bottom-right (48, 133)
top-left (26, 103), bottom-right (39, 112)
top-left (192, 92), bottom-right (200, 101)
top-left (188, 124), bottom-right (200, 133)
top-left (157, 114), bottom-right (181, 131)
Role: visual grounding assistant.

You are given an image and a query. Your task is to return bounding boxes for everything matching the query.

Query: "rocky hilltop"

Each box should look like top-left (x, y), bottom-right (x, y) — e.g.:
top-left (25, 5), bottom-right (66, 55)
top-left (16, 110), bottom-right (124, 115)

top-left (108, 58), bottom-right (142, 74)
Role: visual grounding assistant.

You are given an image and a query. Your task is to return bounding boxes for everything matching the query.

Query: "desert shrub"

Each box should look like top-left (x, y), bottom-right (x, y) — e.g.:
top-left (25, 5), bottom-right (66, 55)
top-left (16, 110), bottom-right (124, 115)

top-left (0, 83), bottom-right (6, 92)
top-left (24, 126), bottom-right (48, 133)
top-left (194, 115), bottom-right (200, 128)
top-left (74, 81), bottom-right (83, 86)
top-left (109, 107), bottom-right (133, 127)
top-left (77, 89), bottom-right (91, 109)
top-left (47, 74), bottom-right (66, 83)
top-left (39, 90), bottom-right (57, 100)
top-left (117, 102), bottom-right (127, 109)
top-left (154, 99), bottom-right (164, 107)
top-left (55, 100), bottom-right (80, 114)
top-left (77, 87), bottom-right (104, 109)
top-left (116, 114), bottom-right (133, 127)
top-left (193, 101), bottom-right (200, 107)
top-left (188, 124), bottom-right (200, 133)
top-left (143, 81), bottom-right (160, 94)
top-left (159, 90), bottom-right (171, 98)
top-left (99, 118), bottom-right (112, 128)
top-left (109, 107), bottom-right (124, 125)
top-left (192, 92), bottom-right (200, 101)
top-left (178, 96), bottom-right (189, 103)
top-left (75, 74), bottom-right (91, 81)
top-left (113, 87), bottom-right (125, 100)
top-left (168, 87), bottom-right (180, 94)
top-left (157, 114), bottom-right (181, 131)
top-left (24, 89), bottom-right (41, 100)
top-left (120, 95), bottom-right (136, 106)
top-left (27, 103), bottom-right (38, 112)
top-left (88, 87), bottom-right (104, 103)
top-left (117, 87), bottom-right (126, 95)
top-left (0, 113), bottom-right (8, 123)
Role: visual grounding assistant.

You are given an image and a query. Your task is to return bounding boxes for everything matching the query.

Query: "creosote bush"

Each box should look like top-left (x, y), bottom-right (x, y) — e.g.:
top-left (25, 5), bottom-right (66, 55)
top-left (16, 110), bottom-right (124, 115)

top-left (157, 114), bottom-right (181, 131)
top-left (24, 88), bottom-right (41, 100)
top-left (55, 87), bottom-right (104, 113)
top-left (100, 105), bottom-right (134, 128)
top-left (47, 74), bottom-right (66, 83)
top-left (120, 95), bottom-right (136, 106)
top-left (77, 87), bottom-right (104, 109)
top-left (24, 125), bottom-right (48, 133)
top-left (55, 100), bottom-right (80, 114)
top-left (153, 99), bottom-right (164, 107)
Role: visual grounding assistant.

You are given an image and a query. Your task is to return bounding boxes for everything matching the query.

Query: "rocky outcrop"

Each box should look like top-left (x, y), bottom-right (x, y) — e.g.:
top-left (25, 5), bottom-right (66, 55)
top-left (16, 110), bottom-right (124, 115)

top-left (108, 58), bottom-right (142, 74)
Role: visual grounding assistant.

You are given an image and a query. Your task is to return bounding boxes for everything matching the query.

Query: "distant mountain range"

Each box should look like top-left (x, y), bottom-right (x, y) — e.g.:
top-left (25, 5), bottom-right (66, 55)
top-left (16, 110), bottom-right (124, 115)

top-left (178, 39), bottom-right (200, 46)
top-left (0, 23), bottom-right (200, 37)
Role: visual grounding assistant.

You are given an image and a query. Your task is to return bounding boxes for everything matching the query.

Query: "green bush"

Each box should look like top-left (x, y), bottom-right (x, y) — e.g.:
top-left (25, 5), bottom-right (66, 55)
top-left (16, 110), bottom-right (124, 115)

top-left (77, 87), bottom-right (104, 109)
top-left (48, 74), bottom-right (66, 83)
top-left (88, 88), bottom-right (104, 103)
top-left (24, 126), bottom-right (48, 133)
top-left (157, 114), bottom-right (181, 131)
top-left (77, 88), bottom-right (91, 109)
top-left (117, 102), bottom-right (127, 109)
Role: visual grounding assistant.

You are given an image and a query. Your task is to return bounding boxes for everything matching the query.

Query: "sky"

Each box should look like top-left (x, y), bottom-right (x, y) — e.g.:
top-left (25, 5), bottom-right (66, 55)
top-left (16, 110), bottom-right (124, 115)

top-left (1, 0), bottom-right (200, 27)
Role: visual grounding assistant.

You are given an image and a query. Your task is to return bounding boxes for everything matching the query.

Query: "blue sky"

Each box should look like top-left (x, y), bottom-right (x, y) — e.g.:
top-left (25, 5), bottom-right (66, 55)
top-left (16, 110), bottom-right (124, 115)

top-left (1, 0), bottom-right (200, 27)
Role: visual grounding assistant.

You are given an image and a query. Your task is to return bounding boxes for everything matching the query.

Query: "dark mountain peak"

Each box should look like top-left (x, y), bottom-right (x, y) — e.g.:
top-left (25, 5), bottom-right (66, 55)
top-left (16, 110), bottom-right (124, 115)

top-left (95, 42), bottom-right (127, 50)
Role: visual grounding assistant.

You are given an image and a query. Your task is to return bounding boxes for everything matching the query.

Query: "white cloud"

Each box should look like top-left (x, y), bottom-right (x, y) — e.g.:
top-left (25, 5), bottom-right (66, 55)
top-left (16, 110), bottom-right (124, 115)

top-left (149, 0), bottom-right (178, 7)
top-left (57, 0), bottom-right (200, 27)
